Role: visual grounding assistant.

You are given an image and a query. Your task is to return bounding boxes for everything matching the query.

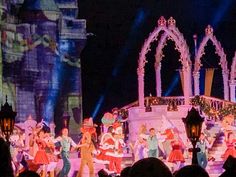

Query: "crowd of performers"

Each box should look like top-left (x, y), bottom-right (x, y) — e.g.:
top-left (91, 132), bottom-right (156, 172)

top-left (1, 109), bottom-right (236, 177)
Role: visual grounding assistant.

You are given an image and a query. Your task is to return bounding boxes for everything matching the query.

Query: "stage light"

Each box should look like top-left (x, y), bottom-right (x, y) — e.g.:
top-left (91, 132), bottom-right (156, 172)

top-left (164, 73), bottom-right (180, 96)
top-left (92, 9), bottom-right (149, 119)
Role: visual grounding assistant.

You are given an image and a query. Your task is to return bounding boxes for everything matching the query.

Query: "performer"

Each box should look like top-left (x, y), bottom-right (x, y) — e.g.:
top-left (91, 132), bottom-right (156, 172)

top-left (196, 133), bottom-right (213, 169)
top-left (147, 128), bottom-right (158, 158)
top-left (44, 131), bottom-right (58, 177)
top-left (161, 116), bottom-right (175, 159)
top-left (105, 122), bottom-right (125, 175)
top-left (33, 130), bottom-right (49, 177)
top-left (168, 135), bottom-right (185, 172)
top-left (95, 126), bottom-right (114, 165)
top-left (222, 132), bottom-right (236, 161)
top-left (9, 129), bottom-right (25, 176)
top-left (76, 132), bottom-right (96, 177)
top-left (133, 134), bottom-right (148, 161)
top-left (56, 128), bottom-right (79, 177)
top-left (80, 118), bottom-right (97, 145)
top-left (221, 114), bottom-right (235, 141)
top-left (101, 112), bottom-right (116, 133)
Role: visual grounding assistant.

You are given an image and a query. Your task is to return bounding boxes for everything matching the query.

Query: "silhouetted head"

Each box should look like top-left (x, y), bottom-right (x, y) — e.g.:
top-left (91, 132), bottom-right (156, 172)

top-left (129, 157), bottom-right (173, 177)
top-left (97, 169), bottom-right (109, 177)
top-left (174, 165), bottom-right (209, 177)
top-left (120, 166), bottom-right (131, 177)
top-left (19, 170), bottom-right (40, 177)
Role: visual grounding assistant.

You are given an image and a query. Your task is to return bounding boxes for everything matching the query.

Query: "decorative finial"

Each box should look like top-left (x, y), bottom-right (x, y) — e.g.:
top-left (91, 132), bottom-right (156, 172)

top-left (205, 25), bottom-right (213, 35)
top-left (158, 16), bottom-right (167, 26)
top-left (6, 95), bottom-right (8, 103)
top-left (168, 17), bottom-right (176, 26)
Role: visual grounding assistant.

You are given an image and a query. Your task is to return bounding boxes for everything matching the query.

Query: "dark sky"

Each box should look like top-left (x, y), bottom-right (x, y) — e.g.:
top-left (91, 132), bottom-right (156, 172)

top-left (78, 0), bottom-right (236, 121)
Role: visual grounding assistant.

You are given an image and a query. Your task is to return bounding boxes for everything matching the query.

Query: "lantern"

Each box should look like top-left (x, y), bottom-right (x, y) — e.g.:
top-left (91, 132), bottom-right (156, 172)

top-left (182, 107), bottom-right (204, 165)
top-left (0, 96), bottom-right (17, 142)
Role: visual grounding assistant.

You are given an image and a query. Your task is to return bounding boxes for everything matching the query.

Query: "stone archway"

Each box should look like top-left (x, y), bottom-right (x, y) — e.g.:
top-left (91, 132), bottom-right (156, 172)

top-left (230, 52), bottom-right (236, 102)
top-left (137, 16), bottom-right (192, 107)
top-left (193, 25), bottom-right (229, 100)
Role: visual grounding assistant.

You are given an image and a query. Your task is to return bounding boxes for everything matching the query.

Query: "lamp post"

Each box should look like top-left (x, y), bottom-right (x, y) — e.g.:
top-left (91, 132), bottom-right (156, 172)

top-left (182, 107), bottom-right (204, 165)
top-left (0, 96), bottom-right (17, 142)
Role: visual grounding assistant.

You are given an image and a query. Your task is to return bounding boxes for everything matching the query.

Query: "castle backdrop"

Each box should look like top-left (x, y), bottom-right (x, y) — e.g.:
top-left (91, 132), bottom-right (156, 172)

top-left (0, 0), bottom-right (86, 134)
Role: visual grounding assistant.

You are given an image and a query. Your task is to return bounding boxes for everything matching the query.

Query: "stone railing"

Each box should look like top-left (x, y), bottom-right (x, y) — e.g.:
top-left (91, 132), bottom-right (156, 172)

top-left (121, 95), bottom-right (236, 117)
top-left (200, 95), bottom-right (234, 110)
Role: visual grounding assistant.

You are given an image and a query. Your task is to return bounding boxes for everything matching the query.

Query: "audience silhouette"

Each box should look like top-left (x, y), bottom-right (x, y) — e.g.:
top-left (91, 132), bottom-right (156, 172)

top-left (174, 164), bottom-right (209, 177)
top-left (18, 170), bottom-right (40, 177)
top-left (129, 157), bottom-right (173, 177)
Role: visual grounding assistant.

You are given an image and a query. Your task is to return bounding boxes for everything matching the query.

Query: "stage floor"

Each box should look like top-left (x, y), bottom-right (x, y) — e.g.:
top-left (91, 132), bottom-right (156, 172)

top-left (54, 153), bottom-right (224, 177)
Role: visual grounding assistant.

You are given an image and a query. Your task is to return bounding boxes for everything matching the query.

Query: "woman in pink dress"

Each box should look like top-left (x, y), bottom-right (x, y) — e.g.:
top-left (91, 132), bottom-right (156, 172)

top-left (168, 136), bottom-right (185, 172)
top-left (33, 130), bottom-right (49, 177)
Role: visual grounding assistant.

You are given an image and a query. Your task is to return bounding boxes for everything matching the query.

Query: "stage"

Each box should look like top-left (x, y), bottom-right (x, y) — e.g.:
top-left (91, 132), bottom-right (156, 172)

top-left (55, 152), bottom-right (224, 177)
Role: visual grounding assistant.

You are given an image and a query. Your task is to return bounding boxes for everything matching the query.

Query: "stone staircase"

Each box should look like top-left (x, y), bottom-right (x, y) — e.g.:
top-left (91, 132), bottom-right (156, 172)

top-left (205, 123), bottom-right (226, 177)
top-left (121, 123), bottom-right (230, 177)
top-left (206, 134), bottom-right (225, 177)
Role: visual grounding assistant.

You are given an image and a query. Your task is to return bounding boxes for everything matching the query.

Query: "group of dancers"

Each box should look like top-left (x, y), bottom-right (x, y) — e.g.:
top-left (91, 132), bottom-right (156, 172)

top-left (4, 116), bottom-right (97, 177)
top-left (129, 114), bottom-right (236, 172)
top-left (1, 110), bottom-right (236, 177)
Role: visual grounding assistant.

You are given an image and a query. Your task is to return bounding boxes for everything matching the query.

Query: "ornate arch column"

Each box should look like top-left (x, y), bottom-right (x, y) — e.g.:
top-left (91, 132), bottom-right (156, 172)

top-left (155, 62), bottom-right (162, 97)
top-left (193, 71), bottom-right (200, 95)
top-left (230, 52), bottom-right (236, 102)
top-left (229, 80), bottom-right (236, 102)
top-left (137, 67), bottom-right (145, 108)
top-left (183, 66), bottom-right (191, 105)
top-left (154, 32), bottom-right (168, 97)
top-left (222, 71), bottom-right (229, 100)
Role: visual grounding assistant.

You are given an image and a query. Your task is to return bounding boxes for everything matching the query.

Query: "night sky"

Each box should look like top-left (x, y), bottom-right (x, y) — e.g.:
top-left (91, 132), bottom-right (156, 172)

top-left (78, 0), bottom-right (236, 122)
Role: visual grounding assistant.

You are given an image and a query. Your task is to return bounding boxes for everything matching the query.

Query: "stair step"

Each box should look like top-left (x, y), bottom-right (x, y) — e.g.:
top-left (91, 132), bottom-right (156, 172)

top-left (211, 147), bottom-right (226, 151)
top-left (209, 151), bottom-right (225, 155)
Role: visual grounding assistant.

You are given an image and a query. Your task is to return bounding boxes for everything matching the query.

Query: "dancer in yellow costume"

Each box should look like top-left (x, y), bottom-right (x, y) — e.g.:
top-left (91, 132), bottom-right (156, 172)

top-left (77, 132), bottom-right (95, 177)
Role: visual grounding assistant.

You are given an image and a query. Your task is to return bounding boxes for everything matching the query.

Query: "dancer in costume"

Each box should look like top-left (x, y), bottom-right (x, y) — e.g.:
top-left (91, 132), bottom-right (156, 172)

top-left (133, 134), bottom-right (148, 161)
top-left (95, 126), bottom-right (114, 165)
top-left (130, 124), bottom-right (148, 162)
top-left (222, 132), bottom-right (236, 160)
top-left (168, 135), bottom-right (185, 172)
top-left (9, 129), bottom-right (25, 176)
top-left (222, 114), bottom-right (235, 141)
top-left (101, 112), bottom-right (116, 133)
top-left (196, 133), bottom-right (213, 169)
top-left (33, 130), bottom-right (49, 177)
top-left (44, 131), bottom-right (58, 177)
top-left (147, 128), bottom-right (158, 158)
top-left (80, 118), bottom-right (97, 145)
top-left (105, 122), bottom-right (125, 175)
top-left (76, 132), bottom-right (96, 177)
top-left (56, 128), bottom-right (79, 177)
top-left (161, 115), bottom-right (175, 159)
